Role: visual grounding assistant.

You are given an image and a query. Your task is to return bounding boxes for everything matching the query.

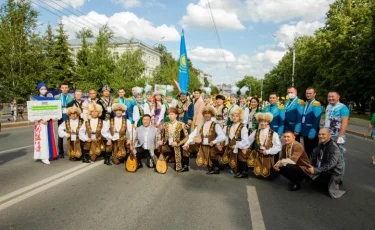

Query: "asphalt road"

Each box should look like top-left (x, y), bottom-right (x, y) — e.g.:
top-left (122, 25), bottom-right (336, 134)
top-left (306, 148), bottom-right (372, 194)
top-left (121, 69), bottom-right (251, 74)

top-left (0, 126), bottom-right (375, 230)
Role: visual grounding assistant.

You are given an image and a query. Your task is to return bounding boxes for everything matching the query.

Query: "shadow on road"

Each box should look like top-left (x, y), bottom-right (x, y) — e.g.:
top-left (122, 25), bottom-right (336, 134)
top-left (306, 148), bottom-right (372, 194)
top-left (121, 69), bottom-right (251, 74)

top-left (0, 149), bottom-right (28, 166)
top-left (0, 133), bottom-right (10, 138)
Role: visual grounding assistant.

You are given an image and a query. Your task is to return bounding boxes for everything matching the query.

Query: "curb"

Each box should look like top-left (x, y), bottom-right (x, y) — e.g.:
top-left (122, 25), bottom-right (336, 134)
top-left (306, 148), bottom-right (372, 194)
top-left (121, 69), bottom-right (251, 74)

top-left (1, 121), bottom-right (34, 129)
top-left (346, 129), bottom-right (364, 137)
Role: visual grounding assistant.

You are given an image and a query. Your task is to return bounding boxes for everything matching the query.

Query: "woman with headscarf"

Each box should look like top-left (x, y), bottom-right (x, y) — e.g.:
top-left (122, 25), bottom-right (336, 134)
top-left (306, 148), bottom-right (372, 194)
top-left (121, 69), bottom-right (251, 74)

top-left (31, 82), bottom-right (59, 164)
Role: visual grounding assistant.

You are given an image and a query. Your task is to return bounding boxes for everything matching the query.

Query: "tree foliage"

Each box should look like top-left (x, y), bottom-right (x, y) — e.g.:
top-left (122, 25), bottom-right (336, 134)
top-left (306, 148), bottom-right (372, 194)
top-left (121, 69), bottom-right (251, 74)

top-left (263, 0), bottom-right (375, 109)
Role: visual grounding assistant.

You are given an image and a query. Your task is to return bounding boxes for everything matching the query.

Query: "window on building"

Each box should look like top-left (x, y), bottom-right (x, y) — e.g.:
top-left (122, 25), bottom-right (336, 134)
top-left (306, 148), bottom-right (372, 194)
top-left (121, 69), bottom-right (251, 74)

top-left (113, 52), bottom-right (119, 60)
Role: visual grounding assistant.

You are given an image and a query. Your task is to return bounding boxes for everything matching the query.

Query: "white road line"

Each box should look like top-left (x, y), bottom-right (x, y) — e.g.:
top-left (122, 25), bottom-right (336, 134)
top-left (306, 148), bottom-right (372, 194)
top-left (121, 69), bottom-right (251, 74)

top-left (0, 163), bottom-right (89, 203)
top-left (0, 145), bottom-right (34, 154)
top-left (247, 186), bottom-right (266, 230)
top-left (0, 161), bottom-right (103, 211)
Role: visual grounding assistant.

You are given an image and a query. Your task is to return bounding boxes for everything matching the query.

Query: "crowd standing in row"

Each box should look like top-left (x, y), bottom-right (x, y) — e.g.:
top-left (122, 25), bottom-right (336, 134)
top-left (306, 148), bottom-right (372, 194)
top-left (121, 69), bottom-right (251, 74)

top-left (31, 82), bottom-right (349, 198)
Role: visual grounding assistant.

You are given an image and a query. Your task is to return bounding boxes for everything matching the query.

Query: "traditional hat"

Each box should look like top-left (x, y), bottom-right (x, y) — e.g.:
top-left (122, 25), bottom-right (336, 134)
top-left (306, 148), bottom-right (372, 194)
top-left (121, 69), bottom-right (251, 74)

top-left (66, 106), bottom-right (81, 116)
top-left (99, 84), bottom-right (113, 93)
top-left (167, 107), bottom-right (179, 115)
top-left (134, 86), bottom-right (143, 97)
top-left (88, 104), bottom-right (103, 118)
top-left (255, 112), bottom-right (273, 122)
top-left (37, 82), bottom-right (47, 91)
top-left (166, 85), bottom-right (174, 96)
top-left (229, 107), bottom-right (245, 123)
top-left (178, 91), bottom-right (190, 97)
top-left (112, 103), bottom-right (127, 112)
top-left (230, 86), bottom-right (239, 98)
top-left (144, 85), bottom-right (152, 95)
top-left (201, 106), bottom-right (215, 116)
top-left (203, 87), bottom-right (212, 99)
top-left (153, 90), bottom-right (164, 97)
top-left (215, 94), bottom-right (225, 101)
top-left (239, 86), bottom-right (249, 99)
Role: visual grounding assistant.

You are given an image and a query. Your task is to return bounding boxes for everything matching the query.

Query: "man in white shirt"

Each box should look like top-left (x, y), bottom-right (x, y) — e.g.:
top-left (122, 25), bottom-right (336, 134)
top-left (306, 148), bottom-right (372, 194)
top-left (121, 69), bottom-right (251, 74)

top-left (183, 106), bottom-right (226, 174)
top-left (101, 103), bottom-right (132, 165)
top-left (133, 115), bottom-right (158, 169)
top-left (58, 107), bottom-right (85, 162)
top-left (82, 89), bottom-right (98, 121)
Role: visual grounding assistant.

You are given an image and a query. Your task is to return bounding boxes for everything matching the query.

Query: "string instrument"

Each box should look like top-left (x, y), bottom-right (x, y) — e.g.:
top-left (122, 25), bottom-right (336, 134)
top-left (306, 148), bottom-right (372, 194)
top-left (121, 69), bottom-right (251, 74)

top-left (155, 145), bottom-right (169, 174)
top-left (126, 125), bottom-right (138, 172)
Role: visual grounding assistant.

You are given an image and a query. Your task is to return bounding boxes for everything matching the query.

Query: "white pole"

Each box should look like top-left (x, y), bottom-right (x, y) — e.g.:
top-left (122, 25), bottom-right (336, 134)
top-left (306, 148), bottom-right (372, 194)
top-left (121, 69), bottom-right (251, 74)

top-left (292, 47), bottom-right (295, 86)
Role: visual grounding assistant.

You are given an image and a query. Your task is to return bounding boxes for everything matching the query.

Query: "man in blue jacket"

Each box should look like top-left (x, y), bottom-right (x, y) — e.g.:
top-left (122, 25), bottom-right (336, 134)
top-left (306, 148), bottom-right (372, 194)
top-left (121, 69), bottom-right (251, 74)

top-left (264, 92), bottom-right (285, 136)
top-left (301, 87), bottom-right (322, 156)
top-left (284, 86), bottom-right (305, 142)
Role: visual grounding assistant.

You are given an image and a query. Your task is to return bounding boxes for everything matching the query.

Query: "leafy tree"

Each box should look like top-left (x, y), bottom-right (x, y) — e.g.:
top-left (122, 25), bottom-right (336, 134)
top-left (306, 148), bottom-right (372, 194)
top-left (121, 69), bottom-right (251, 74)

top-left (50, 22), bottom-right (75, 88)
top-left (75, 27), bottom-right (93, 39)
top-left (236, 76), bottom-right (262, 97)
top-left (203, 77), bottom-right (209, 87)
top-left (0, 0), bottom-right (45, 101)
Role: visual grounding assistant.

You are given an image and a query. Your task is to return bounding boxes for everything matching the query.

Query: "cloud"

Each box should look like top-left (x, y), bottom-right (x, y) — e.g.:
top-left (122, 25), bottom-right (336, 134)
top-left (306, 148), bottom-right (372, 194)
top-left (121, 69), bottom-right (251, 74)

top-left (61, 11), bottom-right (180, 42)
top-left (189, 46), bottom-right (237, 63)
top-left (245, 0), bottom-right (334, 23)
top-left (180, 2), bottom-right (245, 30)
top-left (112, 0), bottom-right (141, 9)
top-left (274, 21), bottom-right (325, 45)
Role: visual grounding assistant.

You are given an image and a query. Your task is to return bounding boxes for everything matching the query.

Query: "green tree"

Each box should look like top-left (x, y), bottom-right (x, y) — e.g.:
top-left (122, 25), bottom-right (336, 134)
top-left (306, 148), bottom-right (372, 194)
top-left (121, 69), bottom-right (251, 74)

top-left (75, 27), bottom-right (93, 39)
top-left (50, 22), bottom-right (75, 88)
top-left (203, 77), bottom-right (209, 87)
top-left (110, 42), bottom-right (146, 90)
top-left (236, 76), bottom-right (262, 97)
top-left (0, 0), bottom-right (45, 101)
top-left (41, 24), bottom-right (55, 82)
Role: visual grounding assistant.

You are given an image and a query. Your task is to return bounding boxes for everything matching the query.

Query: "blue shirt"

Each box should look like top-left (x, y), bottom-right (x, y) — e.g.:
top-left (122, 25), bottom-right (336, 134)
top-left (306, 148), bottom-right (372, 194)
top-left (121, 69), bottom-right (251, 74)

top-left (301, 99), bottom-right (323, 138)
top-left (264, 103), bottom-right (285, 135)
top-left (284, 97), bottom-right (305, 133)
top-left (324, 102), bottom-right (350, 139)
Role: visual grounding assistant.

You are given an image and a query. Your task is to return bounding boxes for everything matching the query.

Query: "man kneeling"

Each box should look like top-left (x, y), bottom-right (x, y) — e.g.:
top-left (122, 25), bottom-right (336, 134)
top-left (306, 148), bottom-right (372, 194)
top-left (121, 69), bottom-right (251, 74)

top-left (274, 131), bottom-right (310, 191)
top-left (133, 115), bottom-right (158, 169)
top-left (304, 128), bottom-right (346, 198)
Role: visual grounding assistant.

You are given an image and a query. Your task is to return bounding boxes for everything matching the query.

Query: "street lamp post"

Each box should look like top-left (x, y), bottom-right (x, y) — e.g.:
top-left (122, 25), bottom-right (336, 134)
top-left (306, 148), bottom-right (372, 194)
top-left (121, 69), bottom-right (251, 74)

top-left (273, 34), bottom-right (296, 86)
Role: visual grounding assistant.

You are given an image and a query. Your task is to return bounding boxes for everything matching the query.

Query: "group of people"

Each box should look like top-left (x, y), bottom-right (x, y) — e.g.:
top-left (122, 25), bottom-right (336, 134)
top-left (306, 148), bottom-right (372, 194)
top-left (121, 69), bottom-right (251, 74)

top-left (32, 82), bottom-right (349, 198)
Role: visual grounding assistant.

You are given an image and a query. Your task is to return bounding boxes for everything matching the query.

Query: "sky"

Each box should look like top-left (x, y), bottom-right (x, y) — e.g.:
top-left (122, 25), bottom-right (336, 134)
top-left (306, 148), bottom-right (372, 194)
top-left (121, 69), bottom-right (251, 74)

top-left (25, 0), bottom-right (334, 84)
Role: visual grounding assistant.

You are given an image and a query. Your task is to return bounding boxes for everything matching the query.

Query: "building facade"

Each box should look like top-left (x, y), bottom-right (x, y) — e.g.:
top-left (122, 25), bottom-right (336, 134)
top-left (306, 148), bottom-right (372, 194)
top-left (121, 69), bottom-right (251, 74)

top-left (68, 36), bottom-right (161, 77)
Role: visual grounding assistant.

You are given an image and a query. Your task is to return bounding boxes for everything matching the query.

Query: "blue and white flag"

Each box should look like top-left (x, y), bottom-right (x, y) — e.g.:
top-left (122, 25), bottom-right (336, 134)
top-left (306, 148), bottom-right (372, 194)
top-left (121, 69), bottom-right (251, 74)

top-left (178, 29), bottom-right (189, 94)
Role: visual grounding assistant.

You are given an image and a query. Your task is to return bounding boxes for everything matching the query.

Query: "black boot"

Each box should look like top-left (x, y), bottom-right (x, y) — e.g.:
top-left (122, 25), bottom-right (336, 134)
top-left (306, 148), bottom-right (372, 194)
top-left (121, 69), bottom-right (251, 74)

top-left (208, 160), bottom-right (220, 174)
top-left (104, 152), bottom-right (112, 166)
top-left (206, 166), bottom-right (213, 174)
top-left (59, 152), bottom-right (65, 159)
top-left (137, 156), bottom-right (143, 169)
top-left (288, 183), bottom-right (300, 191)
top-left (234, 162), bottom-right (248, 178)
top-left (146, 153), bottom-right (155, 168)
top-left (177, 157), bottom-right (189, 173)
top-left (106, 152), bottom-right (112, 166)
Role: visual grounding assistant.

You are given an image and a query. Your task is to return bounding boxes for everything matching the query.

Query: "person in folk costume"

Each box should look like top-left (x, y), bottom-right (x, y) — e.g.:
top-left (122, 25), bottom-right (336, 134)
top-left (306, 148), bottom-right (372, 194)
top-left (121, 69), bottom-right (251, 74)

top-left (58, 106), bottom-right (85, 162)
top-left (82, 89), bottom-right (98, 121)
top-left (158, 107), bottom-right (189, 173)
top-left (247, 112), bottom-right (282, 179)
top-left (213, 94), bottom-right (228, 129)
top-left (284, 86), bottom-right (305, 142)
top-left (32, 82), bottom-right (59, 164)
top-left (133, 87), bottom-right (151, 127)
top-left (55, 82), bottom-right (75, 159)
top-left (202, 87), bottom-right (213, 107)
top-left (226, 86), bottom-right (240, 126)
top-left (183, 106), bottom-right (226, 174)
top-left (274, 131), bottom-right (310, 191)
top-left (113, 87), bottom-right (128, 119)
top-left (191, 88), bottom-right (205, 135)
top-left (248, 97), bottom-right (262, 135)
top-left (101, 103), bottom-right (133, 166)
top-left (164, 85), bottom-right (177, 123)
top-left (221, 107), bottom-right (250, 177)
top-left (132, 114), bottom-right (158, 169)
top-left (79, 104), bottom-right (105, 162)
top-left (151, 90), bottom-right (166, 130)
top-left (239, 86), bottom-right (250, 127)
top-left (97, 85), bottom-right (114, 122)
top-left (264, 92), bottom-right (285, 136)
top-left (143, 85), bottom-right (154, 114)
top-left (176, 91), bottom-right (194, 132)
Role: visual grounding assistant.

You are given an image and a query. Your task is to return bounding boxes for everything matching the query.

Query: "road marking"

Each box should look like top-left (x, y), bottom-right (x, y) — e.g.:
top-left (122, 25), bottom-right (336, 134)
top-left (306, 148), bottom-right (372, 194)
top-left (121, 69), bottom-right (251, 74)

top-left (0, 145), bottom-right (34, 154)
top-left (0, 161), bottom-right (103, 211)
top-left (0, 163), bottom-right (89, 203)
top-left (247, 186), bottom-right (266, 230)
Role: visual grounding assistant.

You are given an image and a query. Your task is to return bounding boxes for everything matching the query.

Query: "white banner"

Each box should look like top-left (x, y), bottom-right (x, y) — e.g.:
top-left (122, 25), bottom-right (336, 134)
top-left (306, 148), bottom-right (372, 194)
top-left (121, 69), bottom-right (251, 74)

top-left (27, 100), bottom-right (62, 121)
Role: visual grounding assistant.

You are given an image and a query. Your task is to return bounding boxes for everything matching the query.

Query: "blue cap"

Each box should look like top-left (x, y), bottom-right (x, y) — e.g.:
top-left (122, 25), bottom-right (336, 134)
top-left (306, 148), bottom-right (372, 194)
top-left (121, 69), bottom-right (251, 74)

top-left (37, 82), bottom-right (47, 91)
